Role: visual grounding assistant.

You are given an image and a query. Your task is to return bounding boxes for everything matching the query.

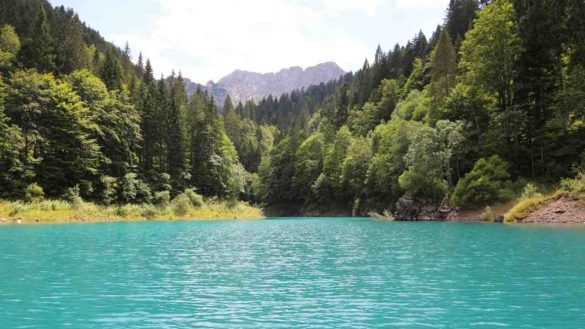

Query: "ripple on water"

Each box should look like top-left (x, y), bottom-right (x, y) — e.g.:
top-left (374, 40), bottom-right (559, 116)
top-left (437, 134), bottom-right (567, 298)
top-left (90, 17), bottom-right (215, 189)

top-left (0, 219), bottom-right (584, 328)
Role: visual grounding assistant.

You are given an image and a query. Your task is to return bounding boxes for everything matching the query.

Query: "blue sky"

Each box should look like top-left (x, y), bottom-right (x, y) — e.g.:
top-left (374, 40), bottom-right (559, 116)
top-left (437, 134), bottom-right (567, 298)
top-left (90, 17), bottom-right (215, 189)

top-left (49, 0), bottom-right (449, 83)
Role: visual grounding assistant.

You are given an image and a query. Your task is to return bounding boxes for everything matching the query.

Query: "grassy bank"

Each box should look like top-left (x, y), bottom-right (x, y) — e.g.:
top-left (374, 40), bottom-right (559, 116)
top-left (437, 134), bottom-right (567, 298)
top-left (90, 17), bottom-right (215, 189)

top-left (0, 199), bottom-right (264, 224)
top-left (504, 171), bottom-right (585, 223)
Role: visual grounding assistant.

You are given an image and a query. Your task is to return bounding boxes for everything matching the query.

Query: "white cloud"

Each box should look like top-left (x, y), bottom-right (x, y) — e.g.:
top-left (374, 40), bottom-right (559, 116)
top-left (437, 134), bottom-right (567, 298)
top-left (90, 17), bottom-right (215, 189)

top-left (112, 0), bottom-right (372, 82)
top-left (110, 0), bottom-right (449, 83)
top-left (114, 0), bottom-right (379, 82)
top-left (319, 0), bottom-right (384, 16)
top-left (393, 0), bottom-right (447, 9)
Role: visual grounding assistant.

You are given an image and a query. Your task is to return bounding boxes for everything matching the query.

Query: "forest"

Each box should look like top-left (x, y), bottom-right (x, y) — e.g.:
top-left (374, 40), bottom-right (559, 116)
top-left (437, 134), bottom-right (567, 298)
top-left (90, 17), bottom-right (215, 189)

top-left (0, 0), bottom-right (584, 219)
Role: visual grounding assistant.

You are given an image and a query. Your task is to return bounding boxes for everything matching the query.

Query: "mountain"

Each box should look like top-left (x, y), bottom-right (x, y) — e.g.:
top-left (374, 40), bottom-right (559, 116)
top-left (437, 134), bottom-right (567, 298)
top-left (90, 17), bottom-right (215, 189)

top-left (185, 62), bottom-right (346, 108)
top-left (183, 78), bottom-right (230, 108)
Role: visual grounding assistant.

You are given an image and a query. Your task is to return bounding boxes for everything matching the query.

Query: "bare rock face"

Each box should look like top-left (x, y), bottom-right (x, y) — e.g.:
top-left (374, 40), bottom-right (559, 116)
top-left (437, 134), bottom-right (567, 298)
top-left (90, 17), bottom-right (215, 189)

top-left (217, 62), bottom-right (346, 104)
top-left (394, 196), bottom-right (446, 221)
top-left (184, 62), bottom-right (346, 109)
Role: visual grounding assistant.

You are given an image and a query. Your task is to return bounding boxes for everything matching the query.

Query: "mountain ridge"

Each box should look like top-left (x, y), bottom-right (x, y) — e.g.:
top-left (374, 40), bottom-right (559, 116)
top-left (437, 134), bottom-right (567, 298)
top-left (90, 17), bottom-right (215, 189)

top-left (185, 62), bottom-right (346, 108)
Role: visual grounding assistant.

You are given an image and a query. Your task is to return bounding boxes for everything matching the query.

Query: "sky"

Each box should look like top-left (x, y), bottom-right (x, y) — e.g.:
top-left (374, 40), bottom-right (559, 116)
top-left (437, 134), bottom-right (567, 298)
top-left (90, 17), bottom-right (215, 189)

top-left (49, 0), bottom-right (449, 84)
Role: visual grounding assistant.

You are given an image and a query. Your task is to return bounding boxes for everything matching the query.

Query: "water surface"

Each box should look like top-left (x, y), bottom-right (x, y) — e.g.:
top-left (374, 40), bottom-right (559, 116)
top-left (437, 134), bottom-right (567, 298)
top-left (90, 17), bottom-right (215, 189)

top-left (1, 218), bottom-right (584, 328)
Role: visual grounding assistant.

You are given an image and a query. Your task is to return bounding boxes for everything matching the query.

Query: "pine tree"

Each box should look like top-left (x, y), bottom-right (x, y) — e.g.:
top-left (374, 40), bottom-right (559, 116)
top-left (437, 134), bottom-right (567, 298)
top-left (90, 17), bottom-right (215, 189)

top-left (513, 0), bottom-right (567, 176)
top-left (445, 0), bottom-right (480, 42)
top-left (54, 9), bottom-right (90, 74)
top-left (430, 29), bottom-right (457, 120)
top-left (19, 2), bottom-right (55, 72)
top-left (100, 48), bottom-right (122, 90)
top-left (167, 72), bottom-right (189, 191)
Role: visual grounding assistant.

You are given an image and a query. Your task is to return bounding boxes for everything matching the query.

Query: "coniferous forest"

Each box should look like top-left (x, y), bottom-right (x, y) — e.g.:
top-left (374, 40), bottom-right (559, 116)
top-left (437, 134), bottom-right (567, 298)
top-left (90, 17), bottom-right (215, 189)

top-left (0, 0), bottom-right (584, 220)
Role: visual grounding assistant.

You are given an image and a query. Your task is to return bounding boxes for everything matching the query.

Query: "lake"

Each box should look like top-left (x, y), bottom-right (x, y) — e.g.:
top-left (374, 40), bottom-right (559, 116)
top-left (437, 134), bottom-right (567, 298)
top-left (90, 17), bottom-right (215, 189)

top-left (1, 218), bottom-right (584, 328)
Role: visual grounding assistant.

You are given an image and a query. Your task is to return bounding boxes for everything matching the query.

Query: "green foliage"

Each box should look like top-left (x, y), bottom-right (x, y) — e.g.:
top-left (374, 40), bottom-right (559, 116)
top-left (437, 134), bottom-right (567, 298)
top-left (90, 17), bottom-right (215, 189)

top-left (429, 29), bottom-right (457, 120)
top-left (393, 88), bottom-right (430, 122)
top-left (560, 170), bottom-right (585, 197)
top-left (24, 183), bottom-right (44, 203)
top-left (259, 134), bottom-right (303, 205)
top-left (1, 0), bottom-right (583, 218)
top-left (117, 173), bottom-right (138, 204)
top-left (63, 185), bottom-right (83, 210)
top-left (453, 155), bottom-right (512, 207)
top-left (97, 176), bottom-right (117, 205)
top-left (171, 193), bottom-right (191, 216)
top-left (5, 70), bottom-right (100, 197)
top-left (153, 191), bottom-right (170, 209)
top-left (520, 183), bottom-right (543, 200)
top-left (349, 79), bottom-right (400, 135)
top-left (403, 58), bottom-right (429, 96)
top-left (184, 188), bottom-right (204, 208)
top-left (481, 206), bottom-right (496, 222)
top-left (397, 120), bottom-right (465, 203)
top-left (445, 0), bottom-right (480, 41)
top-left (341, 136), bottom-right (372, 204)
top-left (313, 126), bottom-right (353, 201)
top-left (0, 25), bottom-right (20, 70)
top-left (294, 132), bottom-right (325, 200)
top-left (459, 0), bottom-right (522, 113)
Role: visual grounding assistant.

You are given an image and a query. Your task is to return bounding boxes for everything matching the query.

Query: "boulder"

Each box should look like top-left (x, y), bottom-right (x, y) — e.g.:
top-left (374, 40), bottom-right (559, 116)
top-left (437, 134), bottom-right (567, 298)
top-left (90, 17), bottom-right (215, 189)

top-left (394, 196), bottom-right (445, 221)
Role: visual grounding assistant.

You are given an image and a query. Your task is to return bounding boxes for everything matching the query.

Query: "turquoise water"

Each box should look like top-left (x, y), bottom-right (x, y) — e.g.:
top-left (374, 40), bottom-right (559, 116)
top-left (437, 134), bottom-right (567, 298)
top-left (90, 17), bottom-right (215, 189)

top-left (1, 218), bottom-right (584, 328)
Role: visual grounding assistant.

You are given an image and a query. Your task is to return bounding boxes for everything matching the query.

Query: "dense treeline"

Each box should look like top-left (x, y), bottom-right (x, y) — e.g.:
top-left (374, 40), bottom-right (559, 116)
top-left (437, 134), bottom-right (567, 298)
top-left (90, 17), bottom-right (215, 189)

top-left (252, 0), bottom-right (585, 214)
top-left (1, 0), bottom-right (583, 217)
top-left (0, 0), bottom-right (260, 205)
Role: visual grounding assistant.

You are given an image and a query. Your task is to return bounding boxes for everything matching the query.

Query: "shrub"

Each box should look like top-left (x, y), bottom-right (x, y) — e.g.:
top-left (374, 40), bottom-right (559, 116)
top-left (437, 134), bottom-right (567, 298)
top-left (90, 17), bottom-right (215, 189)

top-left (453, 155), bottom-right (512, 208)
top-left (481, 206), bottom-right (496, 222)
top-left (118, 173), bottom-right (138, 204)
top-left (63, 185), bottom-right (84, 210)
top-left (184, 188), bottom-right (204, 208)
top-left (560, 170), bottom-right (585, 197)
top-left (134, 179), bottom-right (152, 204)
top-left (115, 205), bottom-right (129, 217)
top-left (98, 176), bottom-right (117, 205)
top-left (520, 183), bottom-right (543, 200)
top-left (9, 204), bottom-right (22, 216)
top-left (171, 193), bottom-right (191, 216)
top-left (141, 205), bottom-right (158, 219)
top-left (153, 191), bottom-right (170, 209)
top-left (24, 183), bottom-right (44, 203)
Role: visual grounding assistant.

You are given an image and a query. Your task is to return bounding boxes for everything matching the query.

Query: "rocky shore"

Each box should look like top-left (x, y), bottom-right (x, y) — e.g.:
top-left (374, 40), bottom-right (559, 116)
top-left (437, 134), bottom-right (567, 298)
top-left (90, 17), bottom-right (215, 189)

top-left (392, 195), bottom-right (585, 224)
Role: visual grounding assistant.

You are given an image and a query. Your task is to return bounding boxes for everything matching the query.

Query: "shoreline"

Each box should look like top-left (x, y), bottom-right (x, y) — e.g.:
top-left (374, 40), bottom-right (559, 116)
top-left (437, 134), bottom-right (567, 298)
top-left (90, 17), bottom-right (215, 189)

top-left (2, 194), bottom-right (584, 226)
top-left (0, 200), bottom-right (264, 225)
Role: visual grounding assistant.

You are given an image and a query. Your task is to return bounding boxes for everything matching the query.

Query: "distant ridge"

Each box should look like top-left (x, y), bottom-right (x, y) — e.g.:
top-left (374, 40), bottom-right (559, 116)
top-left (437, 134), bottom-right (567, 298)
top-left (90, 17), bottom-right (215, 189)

top-left (185, 62), bottom-right (346, 108)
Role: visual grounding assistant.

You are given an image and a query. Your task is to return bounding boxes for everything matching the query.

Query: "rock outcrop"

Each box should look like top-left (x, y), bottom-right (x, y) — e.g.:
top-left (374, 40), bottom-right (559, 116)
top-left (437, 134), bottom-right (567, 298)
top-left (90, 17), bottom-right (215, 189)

top-left (394, 196), bottom-right (449, 221)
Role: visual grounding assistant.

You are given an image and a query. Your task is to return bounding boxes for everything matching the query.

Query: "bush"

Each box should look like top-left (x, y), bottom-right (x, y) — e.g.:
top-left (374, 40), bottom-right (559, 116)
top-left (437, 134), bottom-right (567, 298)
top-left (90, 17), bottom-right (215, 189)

top-left (24, 183), bottom-right (44, 203)
top-left (97, 176), bottom-right (117, 205)
top-left (134, 179), bottom-right (152, 204)
top-left (171, 193), bottom-right (191, 216)
top-left (184, 188), bottom-right (204, 208)
top-left (520, 183), bottom-right (543, 200)
top-left (63, 185), bottom-right (84, 210)
top-left (152, 191), bottom-right (170, 209)
top-left (115, 205), bottom-right (129, 217)
top-left (141, 205), bottom-right (158, 219)
top-left (118, 173), bottom-right (138, 204)
top-left (9, 204), bottom-right (22, 216)
top-left (481, 206), bottom-right (496, 222)
top-left (560, 170), bottom-right (585, 196)
top-left (453, 155), bottom-right (512, 208)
